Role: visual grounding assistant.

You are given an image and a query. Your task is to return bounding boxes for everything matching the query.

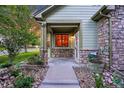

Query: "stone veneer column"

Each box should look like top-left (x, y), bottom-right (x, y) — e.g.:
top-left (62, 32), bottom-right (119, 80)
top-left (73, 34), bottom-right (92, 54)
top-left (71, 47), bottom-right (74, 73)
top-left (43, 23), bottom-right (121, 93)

top-left (40, 22), bottom-right (48, 64)
top-left (110, 5), bottom-right (124, 70)
top-left (97, 17), bottom-right (110, 67)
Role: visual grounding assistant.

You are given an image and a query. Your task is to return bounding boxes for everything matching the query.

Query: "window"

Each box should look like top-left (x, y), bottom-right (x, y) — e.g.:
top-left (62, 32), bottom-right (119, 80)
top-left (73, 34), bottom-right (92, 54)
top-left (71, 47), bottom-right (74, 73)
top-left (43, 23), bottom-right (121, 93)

top-left (55, 34), bottom-right (69, 47)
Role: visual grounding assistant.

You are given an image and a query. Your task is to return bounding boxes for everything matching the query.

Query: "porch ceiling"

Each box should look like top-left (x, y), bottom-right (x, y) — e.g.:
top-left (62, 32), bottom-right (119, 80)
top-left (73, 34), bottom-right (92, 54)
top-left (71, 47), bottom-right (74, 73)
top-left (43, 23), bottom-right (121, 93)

top-left (48, 24), bottom-right (79, 33)
top-left (51, 27), bottom-right (77, 33)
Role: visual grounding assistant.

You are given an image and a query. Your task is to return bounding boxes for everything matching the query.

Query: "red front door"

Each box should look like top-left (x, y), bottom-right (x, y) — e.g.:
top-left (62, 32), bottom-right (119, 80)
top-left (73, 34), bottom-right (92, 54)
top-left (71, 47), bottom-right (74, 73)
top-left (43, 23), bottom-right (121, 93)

top-left (55, 34), bottom-right (69, 47)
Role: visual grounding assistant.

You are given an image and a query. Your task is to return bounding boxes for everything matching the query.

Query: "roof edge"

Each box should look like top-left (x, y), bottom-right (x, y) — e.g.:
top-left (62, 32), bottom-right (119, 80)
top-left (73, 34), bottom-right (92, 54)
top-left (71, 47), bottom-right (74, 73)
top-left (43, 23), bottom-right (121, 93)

top-left (33, 5), bottom-right (54, 21)
top-left (34, 5), bottom-right (63, 21)
top-left (91, 5), bottom-right (115, 22)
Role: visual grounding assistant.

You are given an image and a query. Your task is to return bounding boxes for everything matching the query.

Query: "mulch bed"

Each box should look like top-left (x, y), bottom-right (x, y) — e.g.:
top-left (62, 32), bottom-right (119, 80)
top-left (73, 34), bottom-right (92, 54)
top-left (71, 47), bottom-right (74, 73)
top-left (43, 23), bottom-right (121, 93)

top-left (73, 66), bottom-right (95, 88)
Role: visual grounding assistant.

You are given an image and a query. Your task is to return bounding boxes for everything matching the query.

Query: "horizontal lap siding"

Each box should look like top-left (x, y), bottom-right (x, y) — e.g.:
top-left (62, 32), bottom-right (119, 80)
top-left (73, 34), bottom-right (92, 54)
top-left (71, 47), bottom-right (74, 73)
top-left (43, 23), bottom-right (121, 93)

top-left (45, 5), bottom-right (101, 49)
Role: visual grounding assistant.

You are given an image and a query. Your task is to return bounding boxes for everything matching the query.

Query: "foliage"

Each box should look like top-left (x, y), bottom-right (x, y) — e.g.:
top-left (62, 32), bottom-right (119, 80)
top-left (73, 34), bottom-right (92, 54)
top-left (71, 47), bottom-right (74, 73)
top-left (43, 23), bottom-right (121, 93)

top-left (22, 30), bottom-right (38, 52)
top-left (30, 37), bottom-right (40, 46)
top-left (0, 47), bottom-right (5, 50)
top-left (0, 63), bottom-right (12, 68)
top-left (28, 54), bottom-right (44, 65)
top-left (10, 69), bottom-right (21, 77)
top-left (0, 51), bottom-right (39, 65)
top-left (94, 73), bottom-right (104, 88)
top-left (14, 74), bottom-right (34, 88)
top-left (0, 5), bottom-right (37, 64)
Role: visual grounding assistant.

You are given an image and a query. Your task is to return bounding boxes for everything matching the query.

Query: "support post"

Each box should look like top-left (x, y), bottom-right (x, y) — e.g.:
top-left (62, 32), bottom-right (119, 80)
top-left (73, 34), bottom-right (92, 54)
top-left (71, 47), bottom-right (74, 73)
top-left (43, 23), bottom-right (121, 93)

top-left (40, 21), bottom-right (48, 64)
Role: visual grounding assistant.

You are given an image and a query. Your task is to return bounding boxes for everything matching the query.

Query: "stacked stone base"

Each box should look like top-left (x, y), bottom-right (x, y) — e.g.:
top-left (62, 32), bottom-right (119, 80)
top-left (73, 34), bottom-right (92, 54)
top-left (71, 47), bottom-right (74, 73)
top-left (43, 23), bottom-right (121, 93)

top-left (51, 48), bottom-right (74, 58)
top-left (79, 49), bottom-right (98, 64)
top-left (40, 49), bottom-right (48, 64)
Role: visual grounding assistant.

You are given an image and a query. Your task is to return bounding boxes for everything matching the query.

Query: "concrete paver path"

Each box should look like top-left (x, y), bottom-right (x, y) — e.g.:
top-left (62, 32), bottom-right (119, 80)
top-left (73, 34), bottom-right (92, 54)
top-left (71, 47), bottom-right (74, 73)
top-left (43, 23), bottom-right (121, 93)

top-left (39, 58), bottom-right (80, 88)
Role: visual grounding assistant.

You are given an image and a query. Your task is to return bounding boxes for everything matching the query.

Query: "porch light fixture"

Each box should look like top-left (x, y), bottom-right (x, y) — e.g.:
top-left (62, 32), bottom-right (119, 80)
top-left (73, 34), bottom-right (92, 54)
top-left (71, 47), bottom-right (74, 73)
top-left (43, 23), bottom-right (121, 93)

top-left (71, 36), bottom-right (74, 39)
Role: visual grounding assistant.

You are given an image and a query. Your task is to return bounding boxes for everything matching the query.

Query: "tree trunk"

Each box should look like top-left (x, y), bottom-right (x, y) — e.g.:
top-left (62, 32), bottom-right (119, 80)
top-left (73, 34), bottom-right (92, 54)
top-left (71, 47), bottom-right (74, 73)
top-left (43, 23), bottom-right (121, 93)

top-left (24, 44), bottom-right (27, 53)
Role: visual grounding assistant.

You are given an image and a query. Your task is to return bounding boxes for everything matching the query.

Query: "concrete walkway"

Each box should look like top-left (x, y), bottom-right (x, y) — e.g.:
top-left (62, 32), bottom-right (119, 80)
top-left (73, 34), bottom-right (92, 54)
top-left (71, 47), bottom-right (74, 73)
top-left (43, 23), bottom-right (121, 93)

top-left (39, 58), bottom-right (80, 88)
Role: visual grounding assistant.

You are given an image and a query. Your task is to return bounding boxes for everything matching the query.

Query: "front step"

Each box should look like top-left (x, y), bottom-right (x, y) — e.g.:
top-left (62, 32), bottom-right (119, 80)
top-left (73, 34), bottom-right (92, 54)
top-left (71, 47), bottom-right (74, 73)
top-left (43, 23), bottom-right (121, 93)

top-left (39, 84), bottom-right (80, 88)
top-left (39, 80), bottom-right (80, 88)
top-left (42, 80), bottom-right (79, 84)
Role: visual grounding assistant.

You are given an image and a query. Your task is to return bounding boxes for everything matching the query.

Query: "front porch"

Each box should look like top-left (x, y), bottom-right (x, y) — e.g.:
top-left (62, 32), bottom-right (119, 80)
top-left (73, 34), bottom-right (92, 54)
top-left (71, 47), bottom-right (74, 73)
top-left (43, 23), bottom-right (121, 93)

top-left (47, 23), bottom-right (80, 59)
top-left (40, 21), bottom-right (80, 63)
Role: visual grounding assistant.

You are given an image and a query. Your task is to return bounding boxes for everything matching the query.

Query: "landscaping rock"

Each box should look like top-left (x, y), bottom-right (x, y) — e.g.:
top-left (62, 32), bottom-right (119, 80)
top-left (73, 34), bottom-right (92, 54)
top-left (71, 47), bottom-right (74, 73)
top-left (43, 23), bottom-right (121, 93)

top-left (73, 66), bottom-right (95, 88)
top-left (7, 84), bottom-right (14, 88)
top-left (19, 64), bottom-right (48, 88)
top-left (0, 64), bottom-right (48, 88)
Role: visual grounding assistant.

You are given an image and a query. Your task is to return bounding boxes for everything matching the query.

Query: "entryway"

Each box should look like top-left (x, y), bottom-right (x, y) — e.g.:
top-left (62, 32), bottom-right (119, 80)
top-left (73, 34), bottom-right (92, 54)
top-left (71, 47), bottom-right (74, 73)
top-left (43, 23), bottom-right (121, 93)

top-left (47, 22), bottom-right (80, 62)
top-left (39, 58), bottom-right (80, 88)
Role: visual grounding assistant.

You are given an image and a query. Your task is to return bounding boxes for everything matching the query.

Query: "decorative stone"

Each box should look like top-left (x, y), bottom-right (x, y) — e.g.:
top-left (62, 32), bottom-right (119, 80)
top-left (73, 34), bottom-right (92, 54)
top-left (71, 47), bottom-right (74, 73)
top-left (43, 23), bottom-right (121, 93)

top-left (51, 48), bottom-right (74, 58)
top-left (73, 66), bottom-right (95, 88)
top-left (106, 72), bottom-right (110, 77)
top-left (108, 78), bottom-right (113, 84)
top-left (97, 6), bottom-right (124, 70)
top-left (7, 84), bottom-right (14, 88)
top-left (0, 84), bottom-right (2, 88)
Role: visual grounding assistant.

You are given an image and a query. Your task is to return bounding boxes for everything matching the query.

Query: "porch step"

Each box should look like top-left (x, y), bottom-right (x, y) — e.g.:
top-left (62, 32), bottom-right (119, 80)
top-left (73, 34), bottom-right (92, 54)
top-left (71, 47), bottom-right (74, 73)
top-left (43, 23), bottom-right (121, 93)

top-left (39, 84), bottom-right (80, 88)
top-left (42, 82), bottom-right (79, 85)
top-left (42, 80), bottom-right (79, 84)
top-left (39, 80), bottom-right (80, 88)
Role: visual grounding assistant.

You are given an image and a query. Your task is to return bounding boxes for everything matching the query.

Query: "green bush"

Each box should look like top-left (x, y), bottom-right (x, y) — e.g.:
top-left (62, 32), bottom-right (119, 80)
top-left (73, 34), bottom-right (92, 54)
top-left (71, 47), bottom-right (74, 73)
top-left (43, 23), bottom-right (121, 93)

top-left (14, 75), bottom-right (34, 88)
top-left (0, 63), bottom-right (12, 68)
top-left (94, 73), bottom-right (104, 88)
top-left (27, 54), bottom-right (44, 65)
top-left (10, 69), bottom-right (20, 77)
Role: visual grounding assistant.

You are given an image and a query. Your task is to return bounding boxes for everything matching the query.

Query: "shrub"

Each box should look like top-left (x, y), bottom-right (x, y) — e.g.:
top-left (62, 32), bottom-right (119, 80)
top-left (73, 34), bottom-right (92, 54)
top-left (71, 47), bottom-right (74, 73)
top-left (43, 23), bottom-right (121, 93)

top-left (10, 69), bottom-right (20, 77)
top-left (0, 63), bottom-right (12, 68)
top-left (94, 73), bottom-right (104, 88)
top-left (27, 54), bottom-right (44, 65)
top-left (14, 75), bottom-right (34, 88)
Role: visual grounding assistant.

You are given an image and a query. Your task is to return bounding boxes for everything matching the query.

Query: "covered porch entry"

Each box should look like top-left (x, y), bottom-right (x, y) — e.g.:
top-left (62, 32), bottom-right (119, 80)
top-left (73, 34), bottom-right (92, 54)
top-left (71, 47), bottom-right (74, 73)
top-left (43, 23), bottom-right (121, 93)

top-left (47, 21), bottom-right (80, 62)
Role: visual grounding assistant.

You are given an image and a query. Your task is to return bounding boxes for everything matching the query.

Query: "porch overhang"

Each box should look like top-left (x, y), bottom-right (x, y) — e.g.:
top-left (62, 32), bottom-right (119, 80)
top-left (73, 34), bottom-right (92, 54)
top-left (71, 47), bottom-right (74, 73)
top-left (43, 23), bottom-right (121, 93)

top-left (48, 23), bottom-right (79, 34)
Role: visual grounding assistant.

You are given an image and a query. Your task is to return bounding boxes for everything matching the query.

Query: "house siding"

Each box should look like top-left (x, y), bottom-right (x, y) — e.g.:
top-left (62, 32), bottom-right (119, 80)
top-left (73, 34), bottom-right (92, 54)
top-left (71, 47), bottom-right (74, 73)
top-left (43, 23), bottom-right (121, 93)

top-left (40, 5), bottom-right (102, 50)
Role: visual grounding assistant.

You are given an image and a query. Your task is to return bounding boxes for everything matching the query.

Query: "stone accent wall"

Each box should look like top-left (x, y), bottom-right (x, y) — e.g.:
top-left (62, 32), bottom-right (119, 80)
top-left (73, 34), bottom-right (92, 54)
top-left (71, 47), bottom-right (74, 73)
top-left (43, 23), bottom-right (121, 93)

top-left (97, 5), bottom-right (124, 70)
top-left (97, 17), bottom-right (109, 66)
top-left (110, 6), bottom-right (124, 70)
top-left (79, 49), bottom-right (98, 64)
top-left (51, 48), bottom-right (74, 58)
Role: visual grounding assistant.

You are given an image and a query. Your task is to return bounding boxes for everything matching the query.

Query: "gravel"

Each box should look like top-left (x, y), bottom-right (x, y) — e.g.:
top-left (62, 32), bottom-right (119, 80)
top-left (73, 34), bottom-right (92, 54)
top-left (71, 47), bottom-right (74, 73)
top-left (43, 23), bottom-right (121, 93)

top-left (73, 66), bottom-right (95, 88)
top-left (20, 65), bottom-right (49, 88)
top-left (0, 65), bottom-right (49, 88)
